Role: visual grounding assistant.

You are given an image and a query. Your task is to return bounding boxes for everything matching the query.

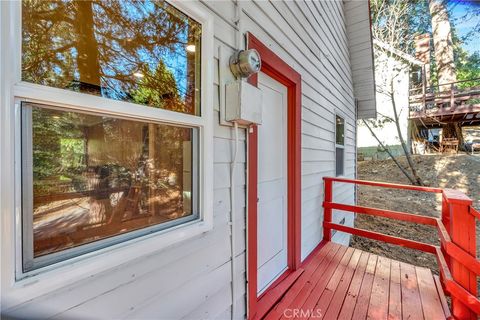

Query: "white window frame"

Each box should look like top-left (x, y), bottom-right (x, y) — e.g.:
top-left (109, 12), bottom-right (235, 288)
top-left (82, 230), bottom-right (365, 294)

top-left (334, 113), bottom-right (346, 177)
top-left (0, 0), bottom-right (214, 304)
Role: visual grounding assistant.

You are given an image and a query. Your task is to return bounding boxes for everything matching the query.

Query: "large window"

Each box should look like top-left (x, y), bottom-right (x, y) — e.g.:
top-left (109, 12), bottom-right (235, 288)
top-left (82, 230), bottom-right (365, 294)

top-left (22, 103), bottom-right (197, 271)
top-left (335, 115), bottom-right (345, 177)
top-left (15, 0), bottom-right (211, 273)
top-left (22, 0), bottom-right (201, 115)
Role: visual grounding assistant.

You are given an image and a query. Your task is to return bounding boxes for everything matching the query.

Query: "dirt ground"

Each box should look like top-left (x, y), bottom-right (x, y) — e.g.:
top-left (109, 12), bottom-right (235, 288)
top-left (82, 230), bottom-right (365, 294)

top-left (350, 153), bottom-right (480, 274)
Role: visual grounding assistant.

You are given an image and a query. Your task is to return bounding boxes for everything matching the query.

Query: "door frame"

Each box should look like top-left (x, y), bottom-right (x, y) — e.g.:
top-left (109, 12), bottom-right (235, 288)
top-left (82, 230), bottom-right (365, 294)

top-left (246, 32), bottom-right (302, 319)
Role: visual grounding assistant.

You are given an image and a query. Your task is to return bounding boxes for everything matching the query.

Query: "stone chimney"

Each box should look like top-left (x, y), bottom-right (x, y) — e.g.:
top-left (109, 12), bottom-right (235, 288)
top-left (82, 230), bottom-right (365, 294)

top-left (414, 34), bottom-right (431, 87)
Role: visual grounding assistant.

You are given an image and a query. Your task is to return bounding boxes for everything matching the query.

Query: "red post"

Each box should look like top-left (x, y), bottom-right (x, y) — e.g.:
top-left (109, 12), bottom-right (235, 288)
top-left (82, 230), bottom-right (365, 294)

top-left (444, 189), bottom-right (477, 319)
top-left (441, 193), bottom-right (452, 272)
top-left (323, 178), bottom-right (333, 241)
top-left (441, 194), bottom-right (451, 234)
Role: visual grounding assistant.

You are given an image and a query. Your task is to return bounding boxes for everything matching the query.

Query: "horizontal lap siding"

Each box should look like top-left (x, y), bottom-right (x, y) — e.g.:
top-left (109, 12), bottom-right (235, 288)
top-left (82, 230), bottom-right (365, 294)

top-left (240, 0), bottom-right (356, 257)
top-left (5, 0), bottom-right (358, 318)
top-left (344, 0), bottom-right (377, 119)
top-left (5, 1), bottom-right (247, 319)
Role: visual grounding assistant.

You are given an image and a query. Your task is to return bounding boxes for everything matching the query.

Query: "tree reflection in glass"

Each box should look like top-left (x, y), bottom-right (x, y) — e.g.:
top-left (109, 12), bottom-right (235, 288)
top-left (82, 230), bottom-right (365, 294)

top-left (26, 103), bottom-right (195, 258)
top-left (22, 0), bottom-right (201, 115)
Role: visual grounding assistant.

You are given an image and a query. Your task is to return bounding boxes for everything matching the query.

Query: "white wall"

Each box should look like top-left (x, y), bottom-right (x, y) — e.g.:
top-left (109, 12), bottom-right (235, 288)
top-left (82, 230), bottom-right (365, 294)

top-left (357, 48), bottom-right (411, 150)
top-left (1, 1), bottom-right (361, 318)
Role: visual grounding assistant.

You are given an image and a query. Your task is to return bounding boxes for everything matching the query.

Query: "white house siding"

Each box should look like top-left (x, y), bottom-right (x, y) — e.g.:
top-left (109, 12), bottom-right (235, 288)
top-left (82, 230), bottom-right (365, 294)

top-left (241, 0), bottom-right (357, 256)
top-left (1, 0), bottom-right (365, 318)
top-left (344, 0), bottom-right (377, 119)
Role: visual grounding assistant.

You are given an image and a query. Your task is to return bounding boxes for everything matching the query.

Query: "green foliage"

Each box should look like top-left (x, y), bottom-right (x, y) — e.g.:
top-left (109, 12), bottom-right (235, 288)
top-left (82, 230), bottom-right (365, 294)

top-left (370, 0), bottom-right (413, 52)
top-left (32, 108), bottom-right (87, 194)
top-left (408, 0), bottom-right (432, 33)
top-left (371, 0), bottom-right (480, 88)
top-left (456, 51), bottom-right (480, 88)
top-left (22, 0), bottom-right (201, 113)
top-left (24, 0), bottom-right (199, 200)
top-left (60, 138), bottom-right (85, 169)
top-left (131, 61), bottom-right (185, 112)
top-left (466, 98), bottom-right (480, 104)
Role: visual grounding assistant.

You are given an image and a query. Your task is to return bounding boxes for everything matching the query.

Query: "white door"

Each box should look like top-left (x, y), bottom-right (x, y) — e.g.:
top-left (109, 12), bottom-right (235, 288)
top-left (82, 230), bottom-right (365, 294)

top-left (256, 72), bottom-right (288, 295)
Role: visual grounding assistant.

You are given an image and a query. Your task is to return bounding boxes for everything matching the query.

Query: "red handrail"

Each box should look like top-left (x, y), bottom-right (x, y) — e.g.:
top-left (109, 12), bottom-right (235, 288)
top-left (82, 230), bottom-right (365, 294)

top-left (323, 221), bottom-right (438, 254)
top-left (324, 202), bottom-right (438, 226)
top-left (471, 207), bottom-right (480, 220)
top-left (323, 176), bottom-right (443, 193)
top-left (322, 177), bottom-right (480, 319)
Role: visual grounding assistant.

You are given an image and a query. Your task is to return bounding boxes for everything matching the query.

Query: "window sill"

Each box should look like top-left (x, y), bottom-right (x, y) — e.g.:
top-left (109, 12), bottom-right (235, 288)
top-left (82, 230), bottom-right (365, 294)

top-left (7, 218), bottom-right (212, 304)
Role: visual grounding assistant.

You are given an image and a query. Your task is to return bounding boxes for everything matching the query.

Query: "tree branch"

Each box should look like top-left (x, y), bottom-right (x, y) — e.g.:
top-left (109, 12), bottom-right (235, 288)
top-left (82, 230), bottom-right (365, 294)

top-left (362, 119), bottom-right (417, 185)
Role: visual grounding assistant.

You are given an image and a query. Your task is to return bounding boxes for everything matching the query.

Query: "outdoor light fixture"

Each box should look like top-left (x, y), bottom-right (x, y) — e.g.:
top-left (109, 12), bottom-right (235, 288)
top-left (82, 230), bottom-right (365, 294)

top-left (229, 49), bottom-right (261, 78)
top-left (186, 44), bottom-right (196, 53)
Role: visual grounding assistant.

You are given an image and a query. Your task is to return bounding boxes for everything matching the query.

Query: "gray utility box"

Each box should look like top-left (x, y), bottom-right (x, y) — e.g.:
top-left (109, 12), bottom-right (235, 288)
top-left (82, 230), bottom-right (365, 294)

top-left (225, 80), bottom-right (263, 125)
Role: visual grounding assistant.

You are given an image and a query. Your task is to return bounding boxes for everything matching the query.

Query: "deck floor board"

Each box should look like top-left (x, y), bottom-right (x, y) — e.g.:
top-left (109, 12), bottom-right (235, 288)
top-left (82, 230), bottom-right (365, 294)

top-left (311, 247), bottom-right (357, 319)
top-left (295, 246), bottom-right (349, 318)
top-left (336, 251), bottom-right (370, 320)
top-left (322, 249), bottom-right (362, 319)
top-left (264, 241), bottom-right (450, 320)
top-left (367, 256), bottom-right (391, 319)
top-left (388, 260), bottom-right (402, 320)
top-left (400, 262), bottom-right (424, 320)
top-left (415, 266), bottom-right (446, 320)
top-left (266, 242), bottom-right (339, 320)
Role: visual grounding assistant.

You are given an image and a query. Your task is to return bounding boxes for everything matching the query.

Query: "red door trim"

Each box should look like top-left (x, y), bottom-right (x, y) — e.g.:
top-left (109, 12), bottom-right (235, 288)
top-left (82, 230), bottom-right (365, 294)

top-left (246, 32), bottom-right (302, 320)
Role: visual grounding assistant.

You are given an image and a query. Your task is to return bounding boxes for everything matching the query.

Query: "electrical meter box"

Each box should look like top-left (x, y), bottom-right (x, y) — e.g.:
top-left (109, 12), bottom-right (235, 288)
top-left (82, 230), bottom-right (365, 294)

top-left (225, 80), bottom-right (263, 125)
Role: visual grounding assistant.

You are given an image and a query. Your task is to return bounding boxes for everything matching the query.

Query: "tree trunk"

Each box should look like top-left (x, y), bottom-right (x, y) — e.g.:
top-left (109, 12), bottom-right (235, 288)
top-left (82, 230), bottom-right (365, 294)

top-left (362, 120), bottom-right (417, 185)
top-left (74, 1), bottom-right (106, 222)
top-left (442, 122), bottom-right (464, 146)
top-left (428, 0), bottom-right (456, 90)
top-left (74, 1), bottom-right (101, 91)
top-left (428, 0), bottom-right (464, 147)
top-left (389, 83), bottom-right (424, 186)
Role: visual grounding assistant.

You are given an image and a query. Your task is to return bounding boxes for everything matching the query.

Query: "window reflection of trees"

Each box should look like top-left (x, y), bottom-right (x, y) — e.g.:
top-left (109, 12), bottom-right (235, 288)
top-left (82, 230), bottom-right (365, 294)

top-left (22, 0), bottom-right (201, 115)
top-left (29, 105), bottom-right (194, 258)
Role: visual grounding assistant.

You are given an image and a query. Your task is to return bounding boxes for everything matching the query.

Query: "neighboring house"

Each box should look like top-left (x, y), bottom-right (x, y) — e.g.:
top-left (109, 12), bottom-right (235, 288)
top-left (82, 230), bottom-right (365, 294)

top-left (357, 39), bottom-right (422, 160)
top-left (0, 1), bottom-right (375, 319)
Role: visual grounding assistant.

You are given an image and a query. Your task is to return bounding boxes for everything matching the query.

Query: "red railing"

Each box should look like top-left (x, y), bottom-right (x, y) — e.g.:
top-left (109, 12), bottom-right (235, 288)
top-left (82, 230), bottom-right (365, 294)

top-left (322, 177), bottom-right (480, 319)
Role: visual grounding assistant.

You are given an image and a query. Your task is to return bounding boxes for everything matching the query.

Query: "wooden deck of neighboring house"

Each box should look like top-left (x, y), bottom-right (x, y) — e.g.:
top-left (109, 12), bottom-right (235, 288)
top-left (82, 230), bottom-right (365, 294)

top-left (263, 241), bottom-right (450, 320)
top-left (408, 78), bottom-right (480, 126)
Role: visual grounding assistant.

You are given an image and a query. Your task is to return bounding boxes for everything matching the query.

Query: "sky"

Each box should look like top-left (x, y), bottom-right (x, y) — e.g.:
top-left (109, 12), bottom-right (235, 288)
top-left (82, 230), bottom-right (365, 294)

top-left (448, 0), bottom-right (480, 54)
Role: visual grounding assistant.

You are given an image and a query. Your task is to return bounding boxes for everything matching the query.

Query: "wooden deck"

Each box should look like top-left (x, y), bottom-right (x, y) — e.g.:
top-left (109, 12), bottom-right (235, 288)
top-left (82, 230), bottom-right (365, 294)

top-left (408, 78), bottom-right (480, 126)
top-left (264, 241), bottom-right (451, 320)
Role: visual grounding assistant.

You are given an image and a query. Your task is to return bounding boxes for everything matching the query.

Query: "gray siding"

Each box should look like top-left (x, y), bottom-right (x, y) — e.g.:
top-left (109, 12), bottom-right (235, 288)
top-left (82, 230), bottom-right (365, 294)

top-left (344, 0), bottom-right (377, 119)
top-left (3, 0), bottom-right (362, 318)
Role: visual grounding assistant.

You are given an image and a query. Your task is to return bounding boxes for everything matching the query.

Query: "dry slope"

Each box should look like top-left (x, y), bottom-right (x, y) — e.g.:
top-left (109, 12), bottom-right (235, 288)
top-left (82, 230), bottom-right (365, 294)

top-left (350, 154), bottom-right (480, 273)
